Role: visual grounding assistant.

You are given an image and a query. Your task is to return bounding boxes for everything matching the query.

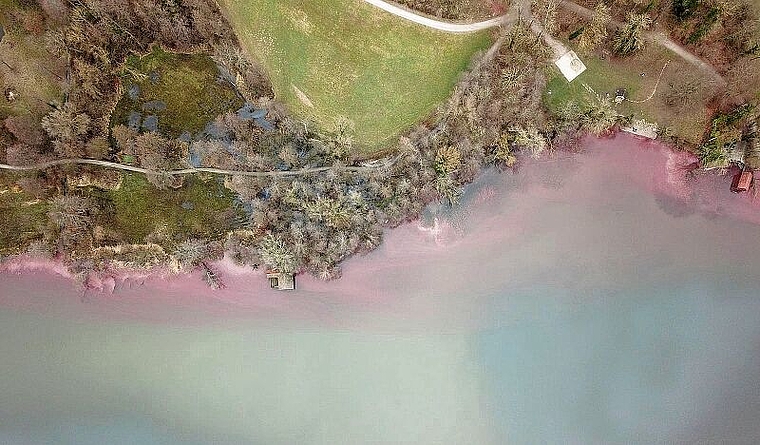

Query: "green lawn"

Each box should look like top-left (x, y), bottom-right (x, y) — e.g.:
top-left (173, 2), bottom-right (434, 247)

top-left (219, 0), bottom-right (492, 154)
top-left (545, 38), bottom-right (713, 144)
top-left (0, 173), bottom-right (48, 255)
top-left (0, 1), bottom-right (66, 128)
top-left (100, 174), bottom-right (244, 247)
top-left (112, 48), bottom-right (243, 138)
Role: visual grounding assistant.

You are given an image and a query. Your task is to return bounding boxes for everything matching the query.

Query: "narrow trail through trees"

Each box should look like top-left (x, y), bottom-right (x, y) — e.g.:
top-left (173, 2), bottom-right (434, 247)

top-left (0, 155), bottom-right (403, 177)
top-left (558, 1), bottom-right (726, 85)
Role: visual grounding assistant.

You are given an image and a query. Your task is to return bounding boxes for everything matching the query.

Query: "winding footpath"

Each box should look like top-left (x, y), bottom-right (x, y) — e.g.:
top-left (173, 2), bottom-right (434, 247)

top-left (363, 0), bottom-right (724, 84)
top-left (0, 155), bottom-right (402, 178)
top-left (558, 1), bottom-right (726, 85)
top-left (363, 0), bottom-right (569, 58)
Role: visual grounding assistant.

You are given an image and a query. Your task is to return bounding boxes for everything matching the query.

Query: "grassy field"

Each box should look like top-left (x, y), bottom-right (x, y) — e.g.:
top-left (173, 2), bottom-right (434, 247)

top-left (112, 48), bottom-right (243, 138)
top-left (0, 173), bottom-right (48, 255)
top-left (218, 0), bottom-right (492, 154)
top-left (544, 43), bottom-right (714, 144)
top-left (0, 1), bottom-right (66, 135)
top-left (97, 174), bottom-right (244, 248)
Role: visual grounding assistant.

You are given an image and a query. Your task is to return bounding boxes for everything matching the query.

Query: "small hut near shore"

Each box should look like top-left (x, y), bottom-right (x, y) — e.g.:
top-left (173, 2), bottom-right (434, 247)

top-left (267, 270), bottom-right (295, 291)
top-left (731, 170), bottom-right (753, 193)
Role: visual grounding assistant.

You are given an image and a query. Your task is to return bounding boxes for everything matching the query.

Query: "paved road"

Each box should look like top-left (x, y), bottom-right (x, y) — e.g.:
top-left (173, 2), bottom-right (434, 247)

top-left (362, 0), bottom-right (513, 32)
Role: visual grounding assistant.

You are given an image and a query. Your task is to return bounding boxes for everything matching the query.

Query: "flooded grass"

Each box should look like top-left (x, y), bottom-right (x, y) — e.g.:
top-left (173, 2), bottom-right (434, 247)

top-left (111, 47), bottom-right (243, 138)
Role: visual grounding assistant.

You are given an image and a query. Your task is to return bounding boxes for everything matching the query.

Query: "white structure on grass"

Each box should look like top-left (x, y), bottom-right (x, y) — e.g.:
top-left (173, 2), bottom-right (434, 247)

top-left (554, 50), bottom-right (586, 82)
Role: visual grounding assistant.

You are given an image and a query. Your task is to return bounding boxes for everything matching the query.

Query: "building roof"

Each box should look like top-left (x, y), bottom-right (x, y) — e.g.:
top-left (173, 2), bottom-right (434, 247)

top-left (732, 170), bottom-right (753, 192)
top-left (554, 51), bottom-right (586, 82)
top-left (266, 271), bottom-right (296, 290)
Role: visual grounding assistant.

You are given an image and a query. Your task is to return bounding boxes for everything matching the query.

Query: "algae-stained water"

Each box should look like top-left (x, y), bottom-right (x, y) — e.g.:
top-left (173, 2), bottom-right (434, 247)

top-left (2, 135), bottom-right (760, 444)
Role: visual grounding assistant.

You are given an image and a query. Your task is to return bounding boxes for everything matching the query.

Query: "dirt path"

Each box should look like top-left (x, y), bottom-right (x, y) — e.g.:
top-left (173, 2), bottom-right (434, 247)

top-left (523, 1), bottom-right (571, 60)
top-left (10, 1), bottom-right (725, 182)
top-left (0, 155), bottom-right (402, 178)
top-left (559, 1), bottom-right (726, 86)
top-left (369, 0), bottom-right (725, 85)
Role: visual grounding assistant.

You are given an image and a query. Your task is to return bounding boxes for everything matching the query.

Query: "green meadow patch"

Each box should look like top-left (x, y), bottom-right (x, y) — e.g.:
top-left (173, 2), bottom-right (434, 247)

top-left (0, 0), bottom-right (66, 132)
top-left (112, 48), bottom-right (243, 138)
top-left (0, 173), bottom-right (48, 255)
top-left (218, 0), bottom-right (492, 154)
top-left (544, 45), bottom-right (713, 144)
top-left (97, 174), bottom-right (244, 248)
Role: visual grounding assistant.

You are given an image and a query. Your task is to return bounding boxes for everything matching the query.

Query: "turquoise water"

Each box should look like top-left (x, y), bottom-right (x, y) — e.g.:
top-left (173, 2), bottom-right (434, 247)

top-left (479, 285), bottom-right (760, 443)
top-left (2, 136), bottom-right (760, 444)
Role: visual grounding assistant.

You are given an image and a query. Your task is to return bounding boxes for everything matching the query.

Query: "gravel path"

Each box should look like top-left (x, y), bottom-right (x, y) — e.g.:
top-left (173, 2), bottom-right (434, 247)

top-left (4, 1), bottom-right (725, 179)
top-left (0, 156), bottom-right (402, 177)
top-left (559, 1), bottom-right (726, 85)
top-left (364, 0), bottom-right (725, 82)
top-left (363, 0), bottom-right (570, 59)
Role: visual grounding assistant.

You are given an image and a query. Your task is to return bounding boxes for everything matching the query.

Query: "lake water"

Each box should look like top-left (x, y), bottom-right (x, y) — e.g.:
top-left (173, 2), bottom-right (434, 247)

top-left (1, 135), bottom-right (760, 444)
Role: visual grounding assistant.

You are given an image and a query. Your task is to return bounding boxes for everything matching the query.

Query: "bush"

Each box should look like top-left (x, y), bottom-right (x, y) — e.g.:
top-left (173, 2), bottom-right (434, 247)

top-left (613, 13), bottom-right (652, 56)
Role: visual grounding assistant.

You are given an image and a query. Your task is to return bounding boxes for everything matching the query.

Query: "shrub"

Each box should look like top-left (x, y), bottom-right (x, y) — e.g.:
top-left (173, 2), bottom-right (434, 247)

top-left (613, 13), bottom-right (652, 56)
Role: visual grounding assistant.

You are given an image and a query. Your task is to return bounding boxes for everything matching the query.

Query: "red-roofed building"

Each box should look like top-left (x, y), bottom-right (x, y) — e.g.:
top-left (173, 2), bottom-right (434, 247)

top-left (731, 170), bottom-right (753, 193)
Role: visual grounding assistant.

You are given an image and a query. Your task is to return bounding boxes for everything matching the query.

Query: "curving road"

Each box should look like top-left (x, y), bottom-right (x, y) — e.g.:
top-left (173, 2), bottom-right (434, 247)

top-left (362, 0), bottom-right (571, 59)
top-left (364, 0), bottom-right (724, 85)
top-left (0, 1), bottom-right (726, 179)
top-left (362, 0), bottom-right (513, 32)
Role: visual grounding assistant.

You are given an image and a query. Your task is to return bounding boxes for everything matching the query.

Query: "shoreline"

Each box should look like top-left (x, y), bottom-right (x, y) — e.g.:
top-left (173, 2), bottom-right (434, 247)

top-left (0, 132), bottom-right (760, 306)
top-left (3, 132), bottom-right (758, 284)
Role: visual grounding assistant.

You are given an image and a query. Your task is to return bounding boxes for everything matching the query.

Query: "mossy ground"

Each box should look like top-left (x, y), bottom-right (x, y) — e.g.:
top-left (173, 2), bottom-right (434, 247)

top-left (0, 0), bottom-right (66, 135)
top-left (111, 47), bottom-right (243, 138)
top-left (0, 173), bottom-right (48, 255)
top-left (218, 0), bottom-right (492, 154)
top-left (94, 174), bottom-right (245, 249)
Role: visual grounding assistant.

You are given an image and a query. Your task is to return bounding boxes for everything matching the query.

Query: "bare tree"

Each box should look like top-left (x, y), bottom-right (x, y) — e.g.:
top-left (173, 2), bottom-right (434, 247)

top-left (434, 145), bottom-right (462, 175)
top-left (172, 238), bottom-right (209, 270)
top-left (41, 103), bottom-right (91, 157)
top-left (582, 89), bottom-right (618, 135)
top-left (511, 125), bottom-right (548, 158)
top-left (48, 195), bottom-right (93, 231)
top-left (258, 233), bottom-right (298, 273)
top-left (577, 3), bottom-right (611, 54)
top-left (613, 13), bottom-right (652, 56)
